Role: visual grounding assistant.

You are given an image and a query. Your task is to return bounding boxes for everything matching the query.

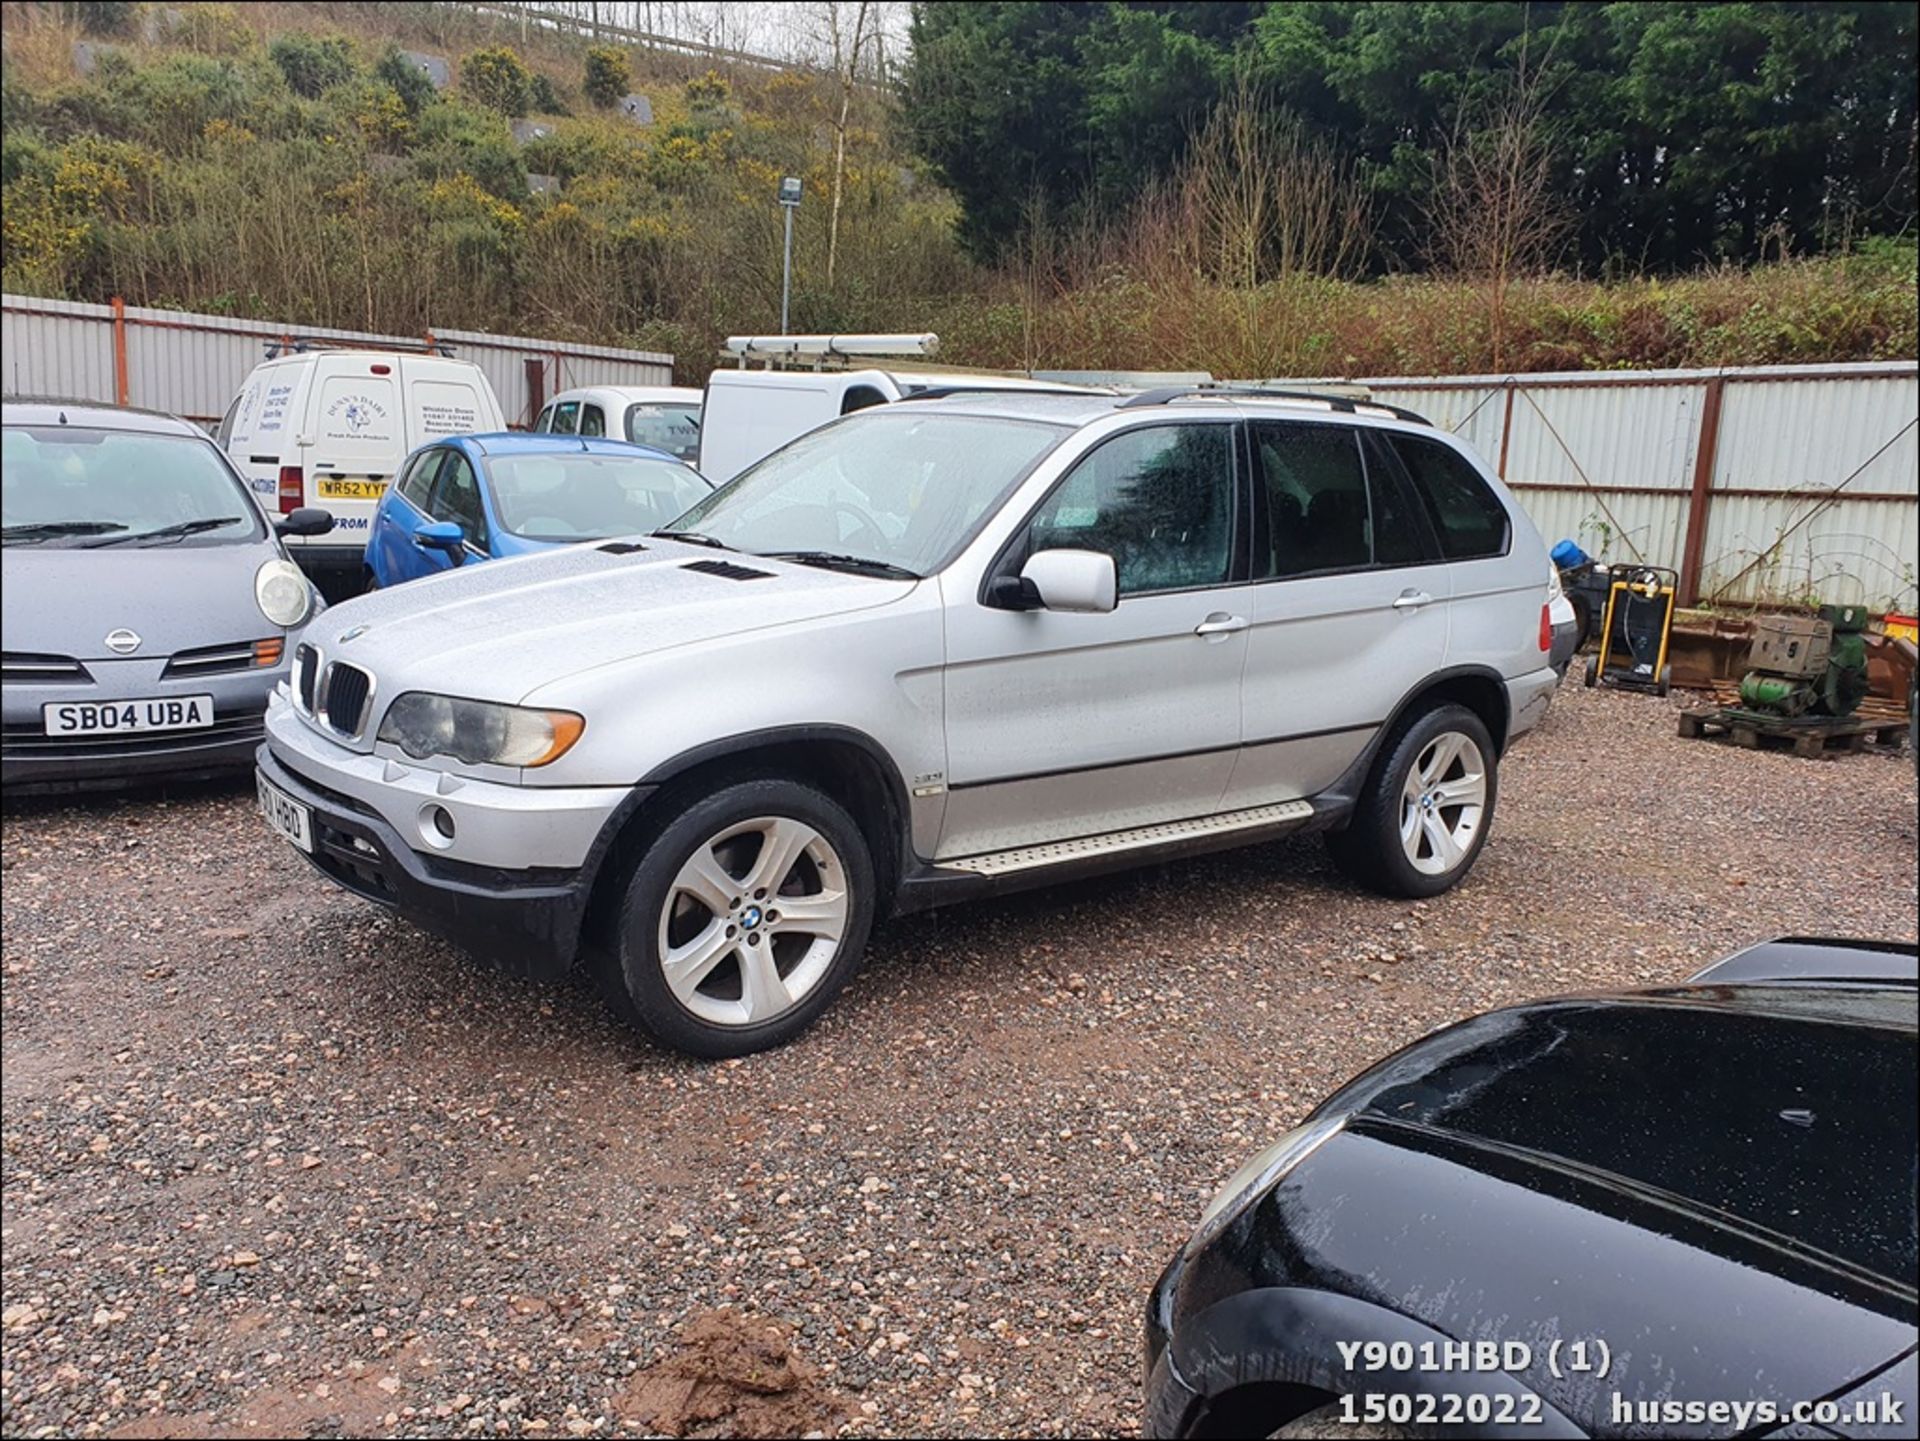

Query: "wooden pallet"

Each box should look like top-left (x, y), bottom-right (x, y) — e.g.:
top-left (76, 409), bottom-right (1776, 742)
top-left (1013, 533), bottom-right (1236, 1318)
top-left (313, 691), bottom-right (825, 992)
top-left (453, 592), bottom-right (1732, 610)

top-left (1677, 702), bottom-right (1911, 759)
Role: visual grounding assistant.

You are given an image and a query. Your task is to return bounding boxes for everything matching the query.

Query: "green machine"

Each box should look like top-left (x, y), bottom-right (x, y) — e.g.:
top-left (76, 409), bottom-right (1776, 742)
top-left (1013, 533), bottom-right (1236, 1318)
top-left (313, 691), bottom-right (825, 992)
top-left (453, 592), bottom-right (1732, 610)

top-left (1736, 605), bottom-right (1871, 719)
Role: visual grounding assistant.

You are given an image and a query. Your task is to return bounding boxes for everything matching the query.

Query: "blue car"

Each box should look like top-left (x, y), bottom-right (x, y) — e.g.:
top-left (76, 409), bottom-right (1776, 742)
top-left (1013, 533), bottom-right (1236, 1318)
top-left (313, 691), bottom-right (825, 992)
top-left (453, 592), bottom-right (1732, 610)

top-left (363, 432), bottom-right (713, 588)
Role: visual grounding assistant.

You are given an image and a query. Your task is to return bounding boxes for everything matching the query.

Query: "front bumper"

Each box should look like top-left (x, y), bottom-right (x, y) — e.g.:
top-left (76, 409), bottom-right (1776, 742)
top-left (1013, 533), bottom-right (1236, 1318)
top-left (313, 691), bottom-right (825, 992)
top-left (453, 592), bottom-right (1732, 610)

top-left (258, 742), bottom-right (602, 979)
top-left (3, 658), bottom-right (281, 792)
top-left (258, 690), bottom-right (640, 976)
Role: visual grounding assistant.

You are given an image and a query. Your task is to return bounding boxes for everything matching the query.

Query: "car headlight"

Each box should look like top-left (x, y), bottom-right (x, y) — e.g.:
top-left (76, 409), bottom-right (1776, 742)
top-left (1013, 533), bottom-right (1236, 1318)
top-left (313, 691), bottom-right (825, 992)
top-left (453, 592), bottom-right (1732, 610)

top-left (255, 559), bottom-right (313, 629)
top-left (376, 692), bottom-right (585, 768)
top-left (1188, 1114), bottom-right (1347, 1251)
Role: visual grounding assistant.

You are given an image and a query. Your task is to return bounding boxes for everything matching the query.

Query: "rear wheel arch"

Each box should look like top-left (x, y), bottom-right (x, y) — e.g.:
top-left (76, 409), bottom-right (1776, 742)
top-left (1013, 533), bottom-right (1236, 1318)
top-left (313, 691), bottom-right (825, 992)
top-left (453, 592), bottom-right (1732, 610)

top-left (1393, 668), bottom-right (1510, 756)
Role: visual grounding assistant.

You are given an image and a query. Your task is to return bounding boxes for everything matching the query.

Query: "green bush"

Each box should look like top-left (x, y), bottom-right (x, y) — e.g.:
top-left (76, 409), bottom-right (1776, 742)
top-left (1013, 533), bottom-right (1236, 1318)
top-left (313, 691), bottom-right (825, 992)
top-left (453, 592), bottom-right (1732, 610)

top-left (583, 46), bottom-right (631, 110)
top-left (269, 33), bottom-right (357, 99)
top-left (529, 70), bottom-right (568, 116)
top-left (460, 45), bottom-right (533, 117)
top-left (413, 102), bottom-right (526, 199)
top-left (373, 45), bottom-right (437, 118)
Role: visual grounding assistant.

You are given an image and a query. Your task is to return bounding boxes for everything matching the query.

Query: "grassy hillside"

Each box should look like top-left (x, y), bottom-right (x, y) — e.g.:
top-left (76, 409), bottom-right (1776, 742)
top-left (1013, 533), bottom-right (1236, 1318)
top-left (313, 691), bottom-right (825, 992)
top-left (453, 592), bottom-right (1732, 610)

top-left (2, 2), bottom-right (1914, 380)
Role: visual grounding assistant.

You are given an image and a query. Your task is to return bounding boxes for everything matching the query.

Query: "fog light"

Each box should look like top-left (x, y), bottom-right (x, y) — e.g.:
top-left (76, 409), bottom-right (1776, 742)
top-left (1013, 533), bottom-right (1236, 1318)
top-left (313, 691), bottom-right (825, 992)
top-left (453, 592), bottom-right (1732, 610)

top-left (419, 803), bottom-right (457, 848)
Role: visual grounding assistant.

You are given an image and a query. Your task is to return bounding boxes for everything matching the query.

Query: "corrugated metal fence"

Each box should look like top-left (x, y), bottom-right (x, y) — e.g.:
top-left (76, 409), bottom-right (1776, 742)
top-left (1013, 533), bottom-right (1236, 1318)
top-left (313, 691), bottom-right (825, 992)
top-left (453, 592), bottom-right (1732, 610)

top-left (1346, 362), bottom-right (1917, 610)
top-left (0, 293), bottom-right (675, 434)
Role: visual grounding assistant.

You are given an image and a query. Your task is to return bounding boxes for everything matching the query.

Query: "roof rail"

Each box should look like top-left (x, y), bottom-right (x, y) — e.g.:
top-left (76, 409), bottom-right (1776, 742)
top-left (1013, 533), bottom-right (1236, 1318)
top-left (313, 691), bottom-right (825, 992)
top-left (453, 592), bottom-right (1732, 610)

top-left (895, 383), bottom-right (1109, 403)
top-left (1117, 386), bottom-right (1431, 426)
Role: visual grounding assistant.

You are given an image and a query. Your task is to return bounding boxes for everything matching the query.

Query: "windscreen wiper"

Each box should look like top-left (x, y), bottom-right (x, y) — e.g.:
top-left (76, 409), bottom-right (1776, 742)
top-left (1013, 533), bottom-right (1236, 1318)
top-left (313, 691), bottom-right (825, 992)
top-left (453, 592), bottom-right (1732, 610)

top-left (759, 550), bottom-right (919, 580)
top-left (83, 517), bottom-right (241, 548)
top-left (2, 520), bottom-right (127, 544)
top-left (651, 529), bottom-right (734, 551)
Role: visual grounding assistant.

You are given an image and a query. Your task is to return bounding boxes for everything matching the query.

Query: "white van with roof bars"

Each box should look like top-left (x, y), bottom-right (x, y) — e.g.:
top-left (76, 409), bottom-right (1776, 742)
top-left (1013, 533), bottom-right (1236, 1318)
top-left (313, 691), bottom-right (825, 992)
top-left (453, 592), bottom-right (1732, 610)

top-left (217, 348), bottom-right (506, 591)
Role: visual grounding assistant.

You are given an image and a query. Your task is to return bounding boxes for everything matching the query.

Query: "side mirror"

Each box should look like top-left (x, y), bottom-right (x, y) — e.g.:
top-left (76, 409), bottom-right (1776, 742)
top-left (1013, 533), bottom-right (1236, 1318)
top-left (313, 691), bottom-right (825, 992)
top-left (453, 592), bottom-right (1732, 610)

top-left (414, 520), bottom-right (468, 565)
top-left (274, 506), bottom-right (332, 538)
top-left (1018, 548), bottom-right (1117, 614)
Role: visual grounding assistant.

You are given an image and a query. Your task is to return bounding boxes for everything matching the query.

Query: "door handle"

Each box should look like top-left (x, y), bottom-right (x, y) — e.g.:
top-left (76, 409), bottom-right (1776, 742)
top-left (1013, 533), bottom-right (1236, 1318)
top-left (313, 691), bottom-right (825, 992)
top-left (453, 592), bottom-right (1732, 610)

top-left (1392, 590), bottom-right (1435, 610)
top-left (1194, 613), bottom-right (1249, 638)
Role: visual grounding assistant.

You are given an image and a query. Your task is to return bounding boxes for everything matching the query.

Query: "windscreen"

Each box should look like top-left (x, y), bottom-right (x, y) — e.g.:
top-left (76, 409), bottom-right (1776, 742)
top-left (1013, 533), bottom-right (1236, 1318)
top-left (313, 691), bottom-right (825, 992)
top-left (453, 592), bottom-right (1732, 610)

top-left (485, 451), bottom-right (712, 542)
top-left (664, 411), bottom-right (1067, 577)
top-left (2, 425), bottom-right (263, 547)
top-left (624, 402), bottom-right (702, 462)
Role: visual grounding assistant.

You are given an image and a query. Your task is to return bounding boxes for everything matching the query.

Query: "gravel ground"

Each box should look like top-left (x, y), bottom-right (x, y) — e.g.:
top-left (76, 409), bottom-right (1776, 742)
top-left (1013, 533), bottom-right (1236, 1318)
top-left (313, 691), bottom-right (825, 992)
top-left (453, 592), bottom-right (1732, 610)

top-left (4, 679), bottom-right (1916, 1439)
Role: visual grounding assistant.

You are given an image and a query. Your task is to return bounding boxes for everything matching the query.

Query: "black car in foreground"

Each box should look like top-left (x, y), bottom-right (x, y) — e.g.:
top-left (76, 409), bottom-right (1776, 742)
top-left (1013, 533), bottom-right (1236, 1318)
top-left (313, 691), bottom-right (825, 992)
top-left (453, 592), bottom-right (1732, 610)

top-left (1147, 938), bottom-right (1918, 1439)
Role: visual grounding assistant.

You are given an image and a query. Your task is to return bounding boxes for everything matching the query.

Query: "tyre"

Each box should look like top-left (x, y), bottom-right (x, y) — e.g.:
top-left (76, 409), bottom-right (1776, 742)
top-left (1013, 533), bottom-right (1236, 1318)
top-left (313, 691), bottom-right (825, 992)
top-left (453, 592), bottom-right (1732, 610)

top-left (1326, 703), bottom-right (1498, 899)
top-left (604, 777), bottom-right (875, 1058)
top-left (362, 568), bottom-right (380, 594)
top-left (1583, 658), bottom-right (1598, 688)
top-left (1656, 664), bottom-right (1672, 697)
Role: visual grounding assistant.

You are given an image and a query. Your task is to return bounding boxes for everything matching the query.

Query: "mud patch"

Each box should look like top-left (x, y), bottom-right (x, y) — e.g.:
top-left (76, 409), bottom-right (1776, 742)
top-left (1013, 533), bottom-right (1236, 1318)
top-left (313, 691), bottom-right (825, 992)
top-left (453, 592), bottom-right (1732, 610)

top-left (614, 1309), bottom-right (848, 1438)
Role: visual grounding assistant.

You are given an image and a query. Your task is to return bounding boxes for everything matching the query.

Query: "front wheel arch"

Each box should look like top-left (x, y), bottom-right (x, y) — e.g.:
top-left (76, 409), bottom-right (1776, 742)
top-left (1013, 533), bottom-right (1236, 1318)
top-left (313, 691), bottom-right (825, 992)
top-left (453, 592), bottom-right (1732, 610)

top-left (583, 729), bottom-right (910, 947)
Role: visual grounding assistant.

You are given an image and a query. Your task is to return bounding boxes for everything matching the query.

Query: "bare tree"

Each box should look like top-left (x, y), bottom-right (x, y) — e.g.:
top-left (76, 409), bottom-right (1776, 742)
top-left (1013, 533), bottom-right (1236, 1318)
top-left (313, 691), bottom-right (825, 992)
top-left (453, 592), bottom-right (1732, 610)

top-left (1169, 76), bottom-right (1372, 289)
top-left (814, 0), bottom-right (876, 288)
top-left (1425, 59), bottom-right (1570, 368)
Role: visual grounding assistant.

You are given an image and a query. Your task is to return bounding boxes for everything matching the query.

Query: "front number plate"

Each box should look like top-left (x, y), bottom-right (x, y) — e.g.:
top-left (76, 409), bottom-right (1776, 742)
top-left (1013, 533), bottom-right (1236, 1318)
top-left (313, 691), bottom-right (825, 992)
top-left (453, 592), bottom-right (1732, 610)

top-left (257, 774), bottom-right (314, 853)
top-left (42, 695), bottom-right (215, 736)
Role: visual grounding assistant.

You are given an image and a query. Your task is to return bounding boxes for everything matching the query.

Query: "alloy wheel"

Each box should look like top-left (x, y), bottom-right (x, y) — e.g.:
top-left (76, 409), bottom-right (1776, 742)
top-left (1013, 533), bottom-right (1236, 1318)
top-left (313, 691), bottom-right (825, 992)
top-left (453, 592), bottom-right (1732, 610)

top-left (656, 815), bottom-right (850, 1028)
top-left (1398, 730), bottom-right (1488, 877)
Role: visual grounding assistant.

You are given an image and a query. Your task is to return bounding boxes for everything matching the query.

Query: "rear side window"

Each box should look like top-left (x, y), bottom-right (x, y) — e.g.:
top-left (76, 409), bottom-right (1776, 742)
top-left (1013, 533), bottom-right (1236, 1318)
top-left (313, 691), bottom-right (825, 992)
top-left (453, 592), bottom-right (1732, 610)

top-left (550, 401), bottom-right (580, 435)
top-left (841, 385), bottom-right (887, 415)
top-left (580, 403), bottom-right (606, 437)
top-left (397, 449), bottom-right (444, 509)
top-left (534, 405), bottom-right (554, 433)
top-left (1254, 422), bottom-right (1438, 577)
top-left (1390, 435), bottom-right (1510, 560)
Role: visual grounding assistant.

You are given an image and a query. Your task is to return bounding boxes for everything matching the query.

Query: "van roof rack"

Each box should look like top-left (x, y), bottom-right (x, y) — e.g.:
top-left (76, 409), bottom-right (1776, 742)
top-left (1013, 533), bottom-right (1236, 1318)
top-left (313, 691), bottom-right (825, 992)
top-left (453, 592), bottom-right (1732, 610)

top-left (1117, 385), bottom-right (1431, 426)
top-left (262, 339), bottom-right (457, 360)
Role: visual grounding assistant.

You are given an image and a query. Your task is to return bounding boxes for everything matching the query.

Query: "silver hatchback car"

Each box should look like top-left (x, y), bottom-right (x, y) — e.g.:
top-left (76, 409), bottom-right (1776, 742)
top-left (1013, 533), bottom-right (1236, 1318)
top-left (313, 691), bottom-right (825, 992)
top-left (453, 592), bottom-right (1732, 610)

top-left (3, 398), bottom-right (329, 790)
top-left (256, 388), bottom-right (1559, 1056)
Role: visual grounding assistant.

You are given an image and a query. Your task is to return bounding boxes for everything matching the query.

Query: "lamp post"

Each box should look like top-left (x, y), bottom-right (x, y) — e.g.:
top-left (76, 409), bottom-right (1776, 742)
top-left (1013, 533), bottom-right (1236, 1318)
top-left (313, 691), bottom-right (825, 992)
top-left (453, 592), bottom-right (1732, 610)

top-left (778, 176), bottom-right (802, 336)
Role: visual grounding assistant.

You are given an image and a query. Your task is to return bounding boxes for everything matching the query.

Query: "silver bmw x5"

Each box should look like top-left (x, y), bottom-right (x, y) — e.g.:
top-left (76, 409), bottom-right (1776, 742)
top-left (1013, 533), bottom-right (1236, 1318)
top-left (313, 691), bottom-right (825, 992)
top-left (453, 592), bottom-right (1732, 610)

top-left (256, 389), bottom-right (1559, 1056)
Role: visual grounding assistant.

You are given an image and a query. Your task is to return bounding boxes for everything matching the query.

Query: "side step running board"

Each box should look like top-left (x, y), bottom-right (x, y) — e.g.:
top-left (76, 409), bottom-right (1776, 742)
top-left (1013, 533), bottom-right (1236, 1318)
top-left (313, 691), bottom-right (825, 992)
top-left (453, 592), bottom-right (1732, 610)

top-left (943, 800), bottom-right (1315, 878)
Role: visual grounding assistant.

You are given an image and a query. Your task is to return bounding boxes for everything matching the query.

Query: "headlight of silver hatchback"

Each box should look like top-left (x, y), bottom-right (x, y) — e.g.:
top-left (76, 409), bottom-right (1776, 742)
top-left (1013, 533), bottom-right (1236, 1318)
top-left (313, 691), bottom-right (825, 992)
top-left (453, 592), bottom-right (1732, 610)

top-left (376, 692), bottom-right (585, 768)
top-left (1187, 1113), bottom-right (1347, 1251)
top-left (255, 558), bottom-right (313, 628)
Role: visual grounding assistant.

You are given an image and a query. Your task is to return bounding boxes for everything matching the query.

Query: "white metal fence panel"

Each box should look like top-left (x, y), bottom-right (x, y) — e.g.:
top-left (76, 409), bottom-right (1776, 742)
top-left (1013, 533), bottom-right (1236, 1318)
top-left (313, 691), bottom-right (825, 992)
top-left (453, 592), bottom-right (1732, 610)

top-left (1, 296), bottom-right (117, 402)
top-left (1, 295), bottom-right (675, 432)
top-left (1702, 372), bottom-right (1919, 608)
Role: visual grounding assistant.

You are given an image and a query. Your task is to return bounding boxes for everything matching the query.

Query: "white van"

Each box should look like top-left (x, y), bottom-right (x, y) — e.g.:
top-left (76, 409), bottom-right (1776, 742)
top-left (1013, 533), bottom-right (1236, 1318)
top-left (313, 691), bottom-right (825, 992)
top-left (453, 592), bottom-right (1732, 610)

top-left (533, 385), bottom-right (703, 464)
top-left (697, 368), bottom-right (1084, 483)
top-left (217, 349), bottom-right (506, 586)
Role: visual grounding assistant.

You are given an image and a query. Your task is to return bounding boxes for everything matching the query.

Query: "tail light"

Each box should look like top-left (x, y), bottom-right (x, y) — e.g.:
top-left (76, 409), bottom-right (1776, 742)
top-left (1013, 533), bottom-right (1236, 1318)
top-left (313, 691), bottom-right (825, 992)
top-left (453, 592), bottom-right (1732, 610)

top-left (1539, 602), bottom-right (1554, 651)
top-left (277, 466), bottom-right (304, 515)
